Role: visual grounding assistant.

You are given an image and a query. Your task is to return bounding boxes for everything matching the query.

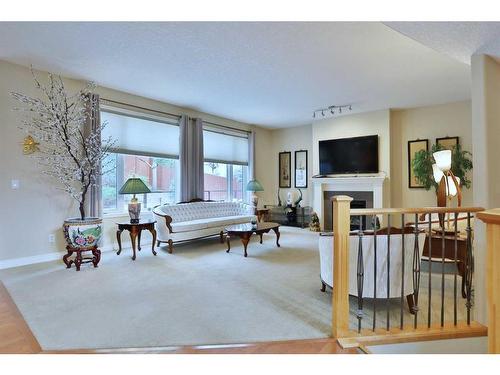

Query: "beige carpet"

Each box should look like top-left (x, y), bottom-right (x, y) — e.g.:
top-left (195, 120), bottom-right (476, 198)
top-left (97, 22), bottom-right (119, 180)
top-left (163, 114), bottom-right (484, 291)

top-left (0, 226), bottom-right (470, 350)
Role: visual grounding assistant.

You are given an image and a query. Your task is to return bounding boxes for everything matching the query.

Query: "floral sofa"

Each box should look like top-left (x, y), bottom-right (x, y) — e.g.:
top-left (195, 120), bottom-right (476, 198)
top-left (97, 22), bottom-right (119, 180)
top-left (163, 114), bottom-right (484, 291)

top-left (153, 201), bottom-right (256, 253)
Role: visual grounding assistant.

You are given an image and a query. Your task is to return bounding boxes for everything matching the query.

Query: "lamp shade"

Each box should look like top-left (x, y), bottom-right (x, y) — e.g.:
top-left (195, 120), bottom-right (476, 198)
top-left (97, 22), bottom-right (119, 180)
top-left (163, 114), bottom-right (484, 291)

top-left (119, 177), bottom-right (151, 195)
top-left (432, 163), bottom-right (444, 184)
top-left (433, 150), bottom-right (452, 172)
top-left (246, 179), bottom-right (264, 192)
top-left (446, 176), bottom-right (460, 197)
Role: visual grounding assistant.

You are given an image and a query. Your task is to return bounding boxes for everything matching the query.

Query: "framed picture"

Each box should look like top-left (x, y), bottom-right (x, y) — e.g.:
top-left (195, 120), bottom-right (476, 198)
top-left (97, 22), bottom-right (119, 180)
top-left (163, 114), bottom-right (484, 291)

top-left (279, 151), bottom-right (291, 188)
top-left (436, 136), bottom-right (459, 150)
top-left (294, 150), bottom-right (308, 188)
top-left (408, 139), bottom-right (429, 189)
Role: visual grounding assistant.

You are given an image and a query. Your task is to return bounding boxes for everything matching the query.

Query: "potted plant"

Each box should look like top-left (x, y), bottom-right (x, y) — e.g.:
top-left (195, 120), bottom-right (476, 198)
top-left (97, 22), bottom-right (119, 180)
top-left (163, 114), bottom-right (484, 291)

top-left (11, 71), bottom-right (114, 250)
top-left (412, 142), bottom-right (473, 192)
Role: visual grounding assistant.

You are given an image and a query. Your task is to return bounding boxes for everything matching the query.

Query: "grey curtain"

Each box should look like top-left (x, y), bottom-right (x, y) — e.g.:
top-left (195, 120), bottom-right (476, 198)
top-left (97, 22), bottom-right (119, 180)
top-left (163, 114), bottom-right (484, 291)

top-left (247, 130), bottom-right (256, 203)
top-left (248, 130), bottom-right (256, 180)
top-left (179, 116), bottom-right (204, 201)
top-left (84, 93), bottom-right (102, 218)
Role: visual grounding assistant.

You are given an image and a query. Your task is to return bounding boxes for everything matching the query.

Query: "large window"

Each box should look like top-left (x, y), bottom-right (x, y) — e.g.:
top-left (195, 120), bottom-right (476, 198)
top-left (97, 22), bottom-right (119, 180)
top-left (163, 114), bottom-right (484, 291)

top-left (203, 125), bottom-right (249, 202)
top-left (101, 108), bottom-right (180, 215)
top-left (204, 162), bottom-right (248, 201)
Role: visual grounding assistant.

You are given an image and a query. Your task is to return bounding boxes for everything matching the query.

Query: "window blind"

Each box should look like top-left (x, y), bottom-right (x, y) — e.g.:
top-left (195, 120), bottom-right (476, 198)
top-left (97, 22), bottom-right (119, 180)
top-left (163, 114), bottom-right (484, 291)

top-left (101, 109), bottom-right (179, 159)
top-left (203, 125), bottom-right (249, 165)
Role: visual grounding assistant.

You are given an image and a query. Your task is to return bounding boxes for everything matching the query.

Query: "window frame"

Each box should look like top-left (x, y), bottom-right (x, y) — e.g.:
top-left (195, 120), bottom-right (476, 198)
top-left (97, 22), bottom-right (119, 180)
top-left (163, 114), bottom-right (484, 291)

top-left (100, 105), bottom-right (181, 216)
top-left (202, 123), bottom-right (250, 203)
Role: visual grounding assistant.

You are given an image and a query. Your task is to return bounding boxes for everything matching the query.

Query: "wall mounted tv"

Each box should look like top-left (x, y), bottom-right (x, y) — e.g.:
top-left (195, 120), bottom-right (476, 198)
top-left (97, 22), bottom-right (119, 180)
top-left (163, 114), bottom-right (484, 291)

top-left (319, 135), bottom-right (379, 175)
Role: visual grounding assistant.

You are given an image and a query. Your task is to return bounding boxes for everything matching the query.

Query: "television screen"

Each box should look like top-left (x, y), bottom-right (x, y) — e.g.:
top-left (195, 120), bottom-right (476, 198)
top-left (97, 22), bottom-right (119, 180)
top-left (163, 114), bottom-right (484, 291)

top-left (319, 135), bottom-right (378, 175)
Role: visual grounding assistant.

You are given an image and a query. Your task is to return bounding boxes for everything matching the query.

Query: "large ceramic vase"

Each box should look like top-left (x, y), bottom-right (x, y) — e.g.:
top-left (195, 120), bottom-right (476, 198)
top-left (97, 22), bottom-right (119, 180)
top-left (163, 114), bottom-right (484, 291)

top-left (63, 217), bottom-right (103, 250)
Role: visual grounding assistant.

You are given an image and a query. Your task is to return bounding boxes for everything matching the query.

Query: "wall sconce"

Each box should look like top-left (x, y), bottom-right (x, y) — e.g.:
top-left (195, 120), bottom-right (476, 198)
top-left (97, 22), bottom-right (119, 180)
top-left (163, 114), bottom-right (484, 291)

top-left (22, 135), bottom-right (39, 155)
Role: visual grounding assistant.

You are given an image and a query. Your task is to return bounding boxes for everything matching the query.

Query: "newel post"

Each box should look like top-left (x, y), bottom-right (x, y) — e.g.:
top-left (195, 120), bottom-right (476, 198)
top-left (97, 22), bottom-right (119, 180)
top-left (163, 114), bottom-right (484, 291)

top-left (477, 209), bottom-right (500, 354)
top-left (331, 195), bottom-right (353, 338)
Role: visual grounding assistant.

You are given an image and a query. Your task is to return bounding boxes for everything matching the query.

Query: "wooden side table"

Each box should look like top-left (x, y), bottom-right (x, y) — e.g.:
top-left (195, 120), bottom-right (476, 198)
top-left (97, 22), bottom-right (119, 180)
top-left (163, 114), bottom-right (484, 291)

top-left (116, 220), bottom-right (157, 260)
top-left (63, 246), bottom-right (101, 271)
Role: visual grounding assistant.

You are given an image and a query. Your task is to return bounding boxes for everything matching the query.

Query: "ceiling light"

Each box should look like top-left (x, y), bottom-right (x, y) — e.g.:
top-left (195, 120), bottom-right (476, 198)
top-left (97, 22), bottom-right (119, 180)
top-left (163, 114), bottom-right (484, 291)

top-left (312, 104), bottom-right (353, 119)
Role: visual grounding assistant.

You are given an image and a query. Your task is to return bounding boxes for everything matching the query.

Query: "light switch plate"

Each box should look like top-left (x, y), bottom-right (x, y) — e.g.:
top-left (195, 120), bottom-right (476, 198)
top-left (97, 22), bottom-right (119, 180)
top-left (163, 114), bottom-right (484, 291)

top-left (11, 179), bottom-right (20, 190)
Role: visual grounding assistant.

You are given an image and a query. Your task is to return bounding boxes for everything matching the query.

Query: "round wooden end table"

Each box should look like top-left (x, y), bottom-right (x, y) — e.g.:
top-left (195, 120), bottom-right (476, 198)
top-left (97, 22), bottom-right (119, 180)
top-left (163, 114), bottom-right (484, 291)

top-left (116, 220), bottom-right (157, 260)
top-left (225, 222), bottom-right (280, 257)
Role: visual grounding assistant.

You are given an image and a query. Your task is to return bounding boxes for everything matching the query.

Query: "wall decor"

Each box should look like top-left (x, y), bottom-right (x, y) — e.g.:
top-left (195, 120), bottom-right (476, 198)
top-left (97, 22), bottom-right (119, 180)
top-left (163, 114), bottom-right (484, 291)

top-left (436, 136), bottom-right (459, 150)
top-left (294, 150), bottom-right (308, 188)
top-left (408, 139), bottom-right (429, 188)
top-left (22, 135), bottom-right (40, 155)
top-left (279, 151), bottom-right (291, 188)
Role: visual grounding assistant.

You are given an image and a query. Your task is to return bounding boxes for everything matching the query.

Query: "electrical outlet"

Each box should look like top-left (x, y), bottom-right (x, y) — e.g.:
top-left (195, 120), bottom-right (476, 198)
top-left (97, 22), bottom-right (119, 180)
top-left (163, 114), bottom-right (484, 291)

top-left (11, 180), bottom-right (20, 190)
top-left (48, 234), bottom-right (56, 244)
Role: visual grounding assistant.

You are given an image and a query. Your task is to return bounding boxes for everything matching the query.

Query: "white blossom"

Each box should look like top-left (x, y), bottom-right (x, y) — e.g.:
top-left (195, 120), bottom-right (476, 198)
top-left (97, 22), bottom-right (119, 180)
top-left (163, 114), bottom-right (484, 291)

top-left (11, 69), bottom-right (115, 220)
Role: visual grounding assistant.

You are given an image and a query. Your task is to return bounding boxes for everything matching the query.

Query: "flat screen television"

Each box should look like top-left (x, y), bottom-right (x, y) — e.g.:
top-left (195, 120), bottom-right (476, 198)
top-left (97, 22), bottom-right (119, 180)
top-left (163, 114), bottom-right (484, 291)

top-left (319, 135), bottom-right (378, 175)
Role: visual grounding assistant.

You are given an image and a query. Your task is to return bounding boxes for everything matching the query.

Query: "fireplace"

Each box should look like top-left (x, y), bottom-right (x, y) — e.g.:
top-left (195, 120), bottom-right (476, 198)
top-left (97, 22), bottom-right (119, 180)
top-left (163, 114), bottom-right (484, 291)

top-left (323, 191), bottom-right (373, 231)
top-left (312, 174), bottom-right (386, 231)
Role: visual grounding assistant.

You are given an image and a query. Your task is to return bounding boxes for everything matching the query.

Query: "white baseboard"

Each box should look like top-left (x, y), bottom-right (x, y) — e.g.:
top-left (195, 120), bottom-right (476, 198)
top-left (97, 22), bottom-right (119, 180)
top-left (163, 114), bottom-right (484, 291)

top-left (0, 241), bottom-right (152, 270)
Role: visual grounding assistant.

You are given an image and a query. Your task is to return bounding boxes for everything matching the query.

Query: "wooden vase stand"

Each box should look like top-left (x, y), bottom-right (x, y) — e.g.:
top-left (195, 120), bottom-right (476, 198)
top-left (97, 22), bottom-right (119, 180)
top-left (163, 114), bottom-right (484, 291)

top-left (63, 245), bottom-right (101, 271)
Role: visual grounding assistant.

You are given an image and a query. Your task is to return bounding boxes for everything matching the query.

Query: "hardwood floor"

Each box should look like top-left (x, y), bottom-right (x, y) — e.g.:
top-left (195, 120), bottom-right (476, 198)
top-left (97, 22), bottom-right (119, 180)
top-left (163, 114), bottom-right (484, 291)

top-left (0, 281), bottom-right (357, 354)
top-left (45, 338), bottom-right (360, 354)
top-left (0, 282), bottom-right (41, 354)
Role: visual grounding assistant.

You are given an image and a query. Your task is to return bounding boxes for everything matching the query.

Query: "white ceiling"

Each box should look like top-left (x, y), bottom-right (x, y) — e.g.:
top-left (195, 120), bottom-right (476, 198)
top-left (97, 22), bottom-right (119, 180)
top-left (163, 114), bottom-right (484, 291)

top-left (0, 22), bottom-right (472, 128)
top-left (385, 22), bottom-right (500, 65)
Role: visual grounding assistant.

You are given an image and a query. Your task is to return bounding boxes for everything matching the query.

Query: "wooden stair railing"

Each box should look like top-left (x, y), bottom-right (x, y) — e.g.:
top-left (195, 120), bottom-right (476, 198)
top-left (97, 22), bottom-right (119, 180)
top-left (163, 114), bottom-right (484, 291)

top-left (477, 209), bottom-right (500, 354)
top-left (331, 195), bottom-right (487, 347)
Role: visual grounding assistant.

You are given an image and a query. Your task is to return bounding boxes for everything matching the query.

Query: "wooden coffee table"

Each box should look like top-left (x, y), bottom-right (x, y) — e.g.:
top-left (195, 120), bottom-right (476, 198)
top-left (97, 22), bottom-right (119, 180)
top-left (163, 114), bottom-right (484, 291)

top-left (225, 222), bottom-right (280, 257)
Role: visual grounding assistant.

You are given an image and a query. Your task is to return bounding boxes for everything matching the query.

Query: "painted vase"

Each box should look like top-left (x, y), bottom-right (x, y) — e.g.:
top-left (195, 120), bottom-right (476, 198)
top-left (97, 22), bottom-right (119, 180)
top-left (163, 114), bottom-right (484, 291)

top-left (63, 217), bottom-right (103, 249)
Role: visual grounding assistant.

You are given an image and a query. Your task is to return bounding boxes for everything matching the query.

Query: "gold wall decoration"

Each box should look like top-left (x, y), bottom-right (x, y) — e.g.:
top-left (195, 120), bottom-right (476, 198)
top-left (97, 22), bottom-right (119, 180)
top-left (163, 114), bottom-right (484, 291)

top-left (23, 135), bottom-right (40, 155)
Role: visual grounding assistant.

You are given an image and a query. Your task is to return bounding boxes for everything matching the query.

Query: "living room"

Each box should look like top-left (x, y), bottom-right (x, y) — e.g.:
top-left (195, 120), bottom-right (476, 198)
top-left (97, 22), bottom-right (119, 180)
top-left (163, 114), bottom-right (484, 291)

top-left (2, 3), bottom-right (500, 372)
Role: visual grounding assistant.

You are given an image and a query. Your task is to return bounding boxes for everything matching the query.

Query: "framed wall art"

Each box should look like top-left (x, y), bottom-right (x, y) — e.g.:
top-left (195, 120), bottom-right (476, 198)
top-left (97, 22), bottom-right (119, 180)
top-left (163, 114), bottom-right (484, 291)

top-left (279, 151), bottom-right (291, 188)
top-left (436, 136), bottom-right (459, 150)
top-left (294, 150), bottom-right (308, 188)
top-left (408, 139), bottom-right (429, 189)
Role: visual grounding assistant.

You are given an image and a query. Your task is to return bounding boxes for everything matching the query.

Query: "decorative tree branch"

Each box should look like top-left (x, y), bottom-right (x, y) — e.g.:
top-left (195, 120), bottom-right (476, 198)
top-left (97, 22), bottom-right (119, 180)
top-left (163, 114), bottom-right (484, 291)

top-left (11, 69), bottom-right (115, 220)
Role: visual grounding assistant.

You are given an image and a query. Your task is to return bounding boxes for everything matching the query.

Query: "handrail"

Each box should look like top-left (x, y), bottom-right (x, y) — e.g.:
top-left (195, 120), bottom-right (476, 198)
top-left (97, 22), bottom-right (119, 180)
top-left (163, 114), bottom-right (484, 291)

top-left (477, 209), bottom-right (500, 353)
top-left (350, 207), bottom-right (484, 216)
top-left (331, 195), bottom-right (487, 347)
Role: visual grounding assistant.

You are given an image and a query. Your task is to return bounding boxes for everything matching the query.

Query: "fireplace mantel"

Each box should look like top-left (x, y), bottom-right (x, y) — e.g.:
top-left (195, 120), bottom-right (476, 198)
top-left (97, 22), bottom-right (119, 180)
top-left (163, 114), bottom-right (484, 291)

top-left (312, 173), bottom-right (386, 230)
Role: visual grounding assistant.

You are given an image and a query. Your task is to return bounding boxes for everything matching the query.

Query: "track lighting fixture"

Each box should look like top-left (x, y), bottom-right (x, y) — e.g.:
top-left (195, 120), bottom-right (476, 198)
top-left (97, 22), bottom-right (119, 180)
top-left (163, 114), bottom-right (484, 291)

top-left (313, 104), bottom-right (352, 119)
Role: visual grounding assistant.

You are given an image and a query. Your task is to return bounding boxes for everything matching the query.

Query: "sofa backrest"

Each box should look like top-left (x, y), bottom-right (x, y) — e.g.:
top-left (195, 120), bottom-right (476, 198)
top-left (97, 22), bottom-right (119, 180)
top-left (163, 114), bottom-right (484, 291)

top-left (154, 201), bottom-right (253, 222)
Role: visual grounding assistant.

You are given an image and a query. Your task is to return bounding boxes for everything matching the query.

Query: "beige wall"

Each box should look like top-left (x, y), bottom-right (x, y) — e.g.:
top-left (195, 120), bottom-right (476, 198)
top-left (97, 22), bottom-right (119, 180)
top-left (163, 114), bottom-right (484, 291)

top-left (264, 125), bottom-right (313, 206)
top-left (470, 54), bottom-right (500, 325)
top-left (0, 60), bottom-right (267, 262)
top-left (390, 101), bottom-right (473, 208)
top-left (312, 110), bottom-right (392, 208)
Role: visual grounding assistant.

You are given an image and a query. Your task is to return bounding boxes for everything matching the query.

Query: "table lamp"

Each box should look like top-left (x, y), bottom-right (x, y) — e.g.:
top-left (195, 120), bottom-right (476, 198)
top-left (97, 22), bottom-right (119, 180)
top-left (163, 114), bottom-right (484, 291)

top-left (119, 177), bottom-right (151, 223)
top-left (246, 179), bottom-right (264, 208)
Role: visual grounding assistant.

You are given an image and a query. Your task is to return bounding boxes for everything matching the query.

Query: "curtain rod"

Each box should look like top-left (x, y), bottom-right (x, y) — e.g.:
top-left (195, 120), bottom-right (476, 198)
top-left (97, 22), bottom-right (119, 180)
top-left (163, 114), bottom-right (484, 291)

top-left (100, 98), bottom-right (181, 119)
top-left (101, 97), bottom-right (252, 134)
top-left (203, 120), bottom-right (252, 134)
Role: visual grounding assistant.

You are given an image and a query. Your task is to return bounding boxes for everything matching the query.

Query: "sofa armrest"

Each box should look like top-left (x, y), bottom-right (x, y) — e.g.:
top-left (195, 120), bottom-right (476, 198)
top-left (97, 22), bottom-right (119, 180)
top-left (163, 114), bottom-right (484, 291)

top-left (153, 211), bottom-right (173, 233)
top-left (152, 207), bottom-right (174, 243)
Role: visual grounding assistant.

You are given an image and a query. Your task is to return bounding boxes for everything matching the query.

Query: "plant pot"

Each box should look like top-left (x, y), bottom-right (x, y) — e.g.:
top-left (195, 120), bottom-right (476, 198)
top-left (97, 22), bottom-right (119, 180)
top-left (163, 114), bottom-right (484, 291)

top-left (63, 217), bottom-right (103, 250)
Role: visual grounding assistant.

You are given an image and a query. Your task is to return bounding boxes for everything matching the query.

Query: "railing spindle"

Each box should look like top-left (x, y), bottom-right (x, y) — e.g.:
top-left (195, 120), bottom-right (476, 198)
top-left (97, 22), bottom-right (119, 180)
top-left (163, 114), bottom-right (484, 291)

top-left (465, 212), bottom-right (473, 325)
top-left (412, 214), bottom-right (421, 329)
top-left (427, 215), bottom-right (432, 328)
top-left (372, 215), bottom-right (377, 332)
top-left (454, 213), bottom-right (458, 326)
top-left (400, 213), bottom-right (405, 330)
top-left (386, 215), bottom-right (391, 331)
top-left (356, 216), bottom-right (364, 333)
top-left (441, 220), bottom-right (446, 327)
